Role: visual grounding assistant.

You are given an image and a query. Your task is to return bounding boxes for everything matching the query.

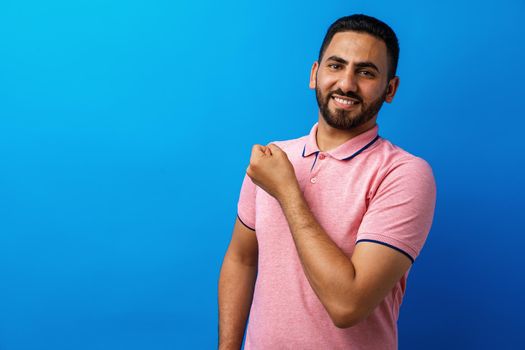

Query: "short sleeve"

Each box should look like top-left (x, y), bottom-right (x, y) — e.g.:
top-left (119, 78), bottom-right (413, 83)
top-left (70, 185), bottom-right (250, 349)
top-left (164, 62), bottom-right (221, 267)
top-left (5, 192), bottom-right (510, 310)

top-left (356, 157), bottom-right (437, 263)
top-left (237, 173), bottom-right (257, 231)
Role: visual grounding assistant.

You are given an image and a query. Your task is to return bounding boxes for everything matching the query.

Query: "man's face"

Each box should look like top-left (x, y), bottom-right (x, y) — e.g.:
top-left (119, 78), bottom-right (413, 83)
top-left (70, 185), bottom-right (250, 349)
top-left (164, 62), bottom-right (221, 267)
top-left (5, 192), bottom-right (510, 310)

top-left (309, 31), bottom-right (399, 130)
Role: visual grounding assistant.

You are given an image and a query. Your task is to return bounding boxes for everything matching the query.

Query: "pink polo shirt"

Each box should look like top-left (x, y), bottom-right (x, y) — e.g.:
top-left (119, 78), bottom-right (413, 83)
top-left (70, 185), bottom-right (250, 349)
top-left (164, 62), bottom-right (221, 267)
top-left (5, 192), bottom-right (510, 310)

top-left (237, 122), bottom-right (436, 350)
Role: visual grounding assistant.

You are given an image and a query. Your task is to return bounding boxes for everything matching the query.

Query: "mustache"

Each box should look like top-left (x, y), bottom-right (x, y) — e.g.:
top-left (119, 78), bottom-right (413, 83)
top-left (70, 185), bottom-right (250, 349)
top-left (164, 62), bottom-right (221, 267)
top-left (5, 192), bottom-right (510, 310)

top-left (329, 89), bottom-right (362, 103)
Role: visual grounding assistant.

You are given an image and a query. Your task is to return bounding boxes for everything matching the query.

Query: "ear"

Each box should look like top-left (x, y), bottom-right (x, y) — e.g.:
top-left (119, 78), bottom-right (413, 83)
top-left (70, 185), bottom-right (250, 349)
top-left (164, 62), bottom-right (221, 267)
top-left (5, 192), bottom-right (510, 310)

top-left (309, 61), bottom-right (319, 89)
top-left (384, 76), bottom-right (400, 103)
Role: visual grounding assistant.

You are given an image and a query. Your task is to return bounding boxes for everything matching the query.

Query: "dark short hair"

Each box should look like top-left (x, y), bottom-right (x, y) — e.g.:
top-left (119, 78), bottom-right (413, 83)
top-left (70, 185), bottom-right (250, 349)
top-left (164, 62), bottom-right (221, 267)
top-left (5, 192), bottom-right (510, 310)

top-left (318, 14), bottom-right (400, 80)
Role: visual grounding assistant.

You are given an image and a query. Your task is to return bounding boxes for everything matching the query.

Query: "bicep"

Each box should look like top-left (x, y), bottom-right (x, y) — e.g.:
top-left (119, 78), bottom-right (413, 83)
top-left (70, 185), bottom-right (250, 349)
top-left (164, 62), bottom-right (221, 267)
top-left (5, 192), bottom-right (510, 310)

top-left (225, 217), bottom-right (258, 267)
top-left (350, 241), bottom-right (412, 318)
top-left (340, 159), bottom-right (435, 324)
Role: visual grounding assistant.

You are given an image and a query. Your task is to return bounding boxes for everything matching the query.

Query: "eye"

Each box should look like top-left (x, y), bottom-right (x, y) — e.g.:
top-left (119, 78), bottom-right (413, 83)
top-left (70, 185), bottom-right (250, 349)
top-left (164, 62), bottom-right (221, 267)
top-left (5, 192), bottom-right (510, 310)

top-left (358, 70), bottom-right (375, 78)
top-left (328, 63), bottom-right (342, 70)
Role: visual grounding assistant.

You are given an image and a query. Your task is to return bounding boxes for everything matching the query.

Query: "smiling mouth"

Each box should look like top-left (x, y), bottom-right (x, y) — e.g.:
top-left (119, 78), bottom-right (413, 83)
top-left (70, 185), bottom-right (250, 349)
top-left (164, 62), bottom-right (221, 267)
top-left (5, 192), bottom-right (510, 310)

top-left (333, 96), bottom-right (359, 105)
top-left (331, 95), bottom-right (361, 109)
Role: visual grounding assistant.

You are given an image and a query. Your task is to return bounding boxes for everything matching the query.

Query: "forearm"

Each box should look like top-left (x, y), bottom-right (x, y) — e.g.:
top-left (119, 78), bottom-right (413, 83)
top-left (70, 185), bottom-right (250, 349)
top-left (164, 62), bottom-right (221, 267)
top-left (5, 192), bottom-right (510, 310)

top-left (278, 188), bottom-right (357, 322)
top-left (218, 253), bottom-right (257, 350)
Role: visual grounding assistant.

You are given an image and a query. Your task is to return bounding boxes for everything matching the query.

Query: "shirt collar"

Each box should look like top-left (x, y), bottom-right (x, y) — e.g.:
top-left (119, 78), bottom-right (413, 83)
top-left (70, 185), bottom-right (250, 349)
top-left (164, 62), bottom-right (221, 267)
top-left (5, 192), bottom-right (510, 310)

top-left (302, 122), bottom-right (380, 161)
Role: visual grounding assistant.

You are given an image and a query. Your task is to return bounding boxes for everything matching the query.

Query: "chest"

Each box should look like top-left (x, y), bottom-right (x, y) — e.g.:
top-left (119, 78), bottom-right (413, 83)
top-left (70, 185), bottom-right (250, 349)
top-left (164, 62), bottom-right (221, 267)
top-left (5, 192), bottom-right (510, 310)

top-left (255, 155), bottom-right (378, 255)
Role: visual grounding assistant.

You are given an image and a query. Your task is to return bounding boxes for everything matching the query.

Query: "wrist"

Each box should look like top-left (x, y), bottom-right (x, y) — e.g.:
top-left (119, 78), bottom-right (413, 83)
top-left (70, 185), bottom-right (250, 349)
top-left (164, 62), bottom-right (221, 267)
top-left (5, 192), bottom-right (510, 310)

top-left (277, 182), bottom-right (303, 207)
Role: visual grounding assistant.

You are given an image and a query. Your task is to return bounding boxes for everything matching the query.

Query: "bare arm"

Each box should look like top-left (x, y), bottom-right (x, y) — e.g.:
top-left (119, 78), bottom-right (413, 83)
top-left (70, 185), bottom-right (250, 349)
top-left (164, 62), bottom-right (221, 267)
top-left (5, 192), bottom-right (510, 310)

top-left (245, 143), bottom-right (416, 329)
top-left (218, 217), bottom-right (258, 350)
top-left (279, 189), bottom-right (411, 328)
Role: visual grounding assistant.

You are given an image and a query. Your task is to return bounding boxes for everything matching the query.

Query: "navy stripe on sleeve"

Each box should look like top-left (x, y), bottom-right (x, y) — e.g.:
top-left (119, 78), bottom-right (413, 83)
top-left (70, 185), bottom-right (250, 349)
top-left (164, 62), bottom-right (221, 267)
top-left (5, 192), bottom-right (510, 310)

top-left (237, 214), bottom-right (255, 231)
top-left (355, 239), bottom-right (414, 264)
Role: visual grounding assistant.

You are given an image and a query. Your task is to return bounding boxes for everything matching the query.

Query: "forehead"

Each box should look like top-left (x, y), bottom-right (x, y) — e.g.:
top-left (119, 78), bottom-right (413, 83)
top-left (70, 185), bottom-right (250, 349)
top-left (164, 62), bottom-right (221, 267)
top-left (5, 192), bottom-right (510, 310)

top-left (323, 31), bottom-right (388, 69)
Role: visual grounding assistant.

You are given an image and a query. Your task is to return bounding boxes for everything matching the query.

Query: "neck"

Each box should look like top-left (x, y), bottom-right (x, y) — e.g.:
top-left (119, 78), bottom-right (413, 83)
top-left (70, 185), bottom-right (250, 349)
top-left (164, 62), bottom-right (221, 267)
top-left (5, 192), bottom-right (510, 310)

top-left (316, 114), bottom-right (377, 152)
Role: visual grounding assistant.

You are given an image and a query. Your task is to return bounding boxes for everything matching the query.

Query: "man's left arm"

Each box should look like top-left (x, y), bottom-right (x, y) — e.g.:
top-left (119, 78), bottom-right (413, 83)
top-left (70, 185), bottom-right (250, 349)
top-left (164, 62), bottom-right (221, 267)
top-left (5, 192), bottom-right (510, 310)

top-left (246, 143), bottom-right (436, 329)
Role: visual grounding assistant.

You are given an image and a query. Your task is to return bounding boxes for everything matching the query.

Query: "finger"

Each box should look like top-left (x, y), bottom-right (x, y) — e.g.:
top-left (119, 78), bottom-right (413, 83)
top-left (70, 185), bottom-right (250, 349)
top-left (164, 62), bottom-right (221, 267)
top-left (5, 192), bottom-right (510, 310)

top-left (251, 144), bottom-right (267, 157)
top-left (267, 143), bottom-right (282, 153)
top-left (252, 144), bottom-right (265, 152)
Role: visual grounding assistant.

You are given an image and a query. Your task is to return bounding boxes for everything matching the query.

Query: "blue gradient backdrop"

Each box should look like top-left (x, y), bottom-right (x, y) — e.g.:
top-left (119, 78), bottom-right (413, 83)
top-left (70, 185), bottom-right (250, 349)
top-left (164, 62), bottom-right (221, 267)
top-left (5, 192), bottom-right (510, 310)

top-left (1, 1), bottom-right (524, 349)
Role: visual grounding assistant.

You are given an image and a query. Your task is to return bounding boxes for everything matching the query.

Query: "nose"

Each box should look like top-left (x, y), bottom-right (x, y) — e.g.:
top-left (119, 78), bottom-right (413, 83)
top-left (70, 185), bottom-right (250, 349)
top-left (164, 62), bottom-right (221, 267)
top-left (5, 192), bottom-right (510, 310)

top-left (338, 71), bottom-right (358, 93)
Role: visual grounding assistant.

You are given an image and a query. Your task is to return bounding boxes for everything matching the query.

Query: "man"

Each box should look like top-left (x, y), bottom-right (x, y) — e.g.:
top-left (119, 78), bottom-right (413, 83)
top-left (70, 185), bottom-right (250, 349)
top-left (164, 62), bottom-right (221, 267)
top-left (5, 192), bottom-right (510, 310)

top-left (218, 14), bottom-right (436, 350)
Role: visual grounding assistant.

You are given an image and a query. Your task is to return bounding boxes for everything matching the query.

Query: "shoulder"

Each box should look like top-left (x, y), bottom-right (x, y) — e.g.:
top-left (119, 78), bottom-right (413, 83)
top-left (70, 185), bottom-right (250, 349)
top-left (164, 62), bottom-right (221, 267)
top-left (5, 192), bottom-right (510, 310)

top-left (371, 137), bottom-right (434, 173)
top-left (268, 134), bottom-right (309, 158)
top-left (369, 138), bottom-right (436, 196)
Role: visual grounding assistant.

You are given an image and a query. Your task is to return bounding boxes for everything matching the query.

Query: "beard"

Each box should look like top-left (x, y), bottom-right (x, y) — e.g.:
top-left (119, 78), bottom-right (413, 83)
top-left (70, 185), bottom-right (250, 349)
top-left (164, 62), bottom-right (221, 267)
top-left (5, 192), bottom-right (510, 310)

top-left (316, 86), bottom-right (387, 130)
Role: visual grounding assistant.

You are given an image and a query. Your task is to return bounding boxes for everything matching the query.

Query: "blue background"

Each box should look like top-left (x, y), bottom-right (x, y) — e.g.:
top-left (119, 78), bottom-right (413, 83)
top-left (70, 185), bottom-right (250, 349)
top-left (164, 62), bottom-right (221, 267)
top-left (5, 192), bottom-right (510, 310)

top-left (1, 1), bottom-right (524, 349)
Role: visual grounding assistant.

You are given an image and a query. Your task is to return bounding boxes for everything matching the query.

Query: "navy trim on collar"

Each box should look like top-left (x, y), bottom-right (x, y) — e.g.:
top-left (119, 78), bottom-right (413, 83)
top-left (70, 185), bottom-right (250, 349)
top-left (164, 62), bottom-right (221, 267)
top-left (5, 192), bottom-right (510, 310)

top-left (302, 135), bottom-right (381, 162)
top-left (341, 135), bottom-right (380, 161)
top-left (302, 146), bottom-right (320, 171)
top-left (301, 144), bottom-right (309, 158)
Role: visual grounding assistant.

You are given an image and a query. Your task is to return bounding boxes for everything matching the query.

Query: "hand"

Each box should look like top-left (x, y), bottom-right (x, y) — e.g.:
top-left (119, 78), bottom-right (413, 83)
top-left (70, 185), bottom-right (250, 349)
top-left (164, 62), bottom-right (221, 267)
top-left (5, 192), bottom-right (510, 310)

top-left (246, 143), bottom-right (300, 203)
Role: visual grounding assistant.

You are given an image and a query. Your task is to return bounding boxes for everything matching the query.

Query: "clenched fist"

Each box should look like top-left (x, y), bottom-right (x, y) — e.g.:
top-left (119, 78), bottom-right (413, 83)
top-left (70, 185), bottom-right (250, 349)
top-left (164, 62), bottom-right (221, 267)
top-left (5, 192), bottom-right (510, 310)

top-left (246, 143), bottom-right (300, 203)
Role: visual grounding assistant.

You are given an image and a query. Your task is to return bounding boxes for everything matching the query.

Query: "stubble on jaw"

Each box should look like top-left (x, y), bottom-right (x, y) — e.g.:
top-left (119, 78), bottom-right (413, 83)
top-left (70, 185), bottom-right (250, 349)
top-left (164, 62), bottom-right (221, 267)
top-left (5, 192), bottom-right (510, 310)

top-left (315, 85), bottom-right (387, 131)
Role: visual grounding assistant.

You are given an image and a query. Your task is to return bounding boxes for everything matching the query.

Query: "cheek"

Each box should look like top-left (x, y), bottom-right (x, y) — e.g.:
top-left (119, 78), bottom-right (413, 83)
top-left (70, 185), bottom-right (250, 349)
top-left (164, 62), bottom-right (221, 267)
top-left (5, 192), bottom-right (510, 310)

top-left (317, 73), bottom-right (337, 89)
top-left (362, 83), bottom-right (386, 100)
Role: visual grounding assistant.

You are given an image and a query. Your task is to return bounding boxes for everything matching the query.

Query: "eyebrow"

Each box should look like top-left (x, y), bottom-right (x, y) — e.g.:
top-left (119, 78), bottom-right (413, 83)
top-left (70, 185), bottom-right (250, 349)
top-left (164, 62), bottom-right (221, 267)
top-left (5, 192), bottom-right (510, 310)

top-left (326, 55), bottom-right (381, 73)
top-left (326, 55), bottom-right (348, 65)
top-left (355, 62), bottom-right (380, 73)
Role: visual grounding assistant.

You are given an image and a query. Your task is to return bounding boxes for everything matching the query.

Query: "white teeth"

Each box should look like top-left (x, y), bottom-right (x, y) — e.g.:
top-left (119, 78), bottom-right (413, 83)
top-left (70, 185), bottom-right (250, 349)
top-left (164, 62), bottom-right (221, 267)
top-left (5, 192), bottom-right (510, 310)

top-left (334, 97), bottom-right (357, 105)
